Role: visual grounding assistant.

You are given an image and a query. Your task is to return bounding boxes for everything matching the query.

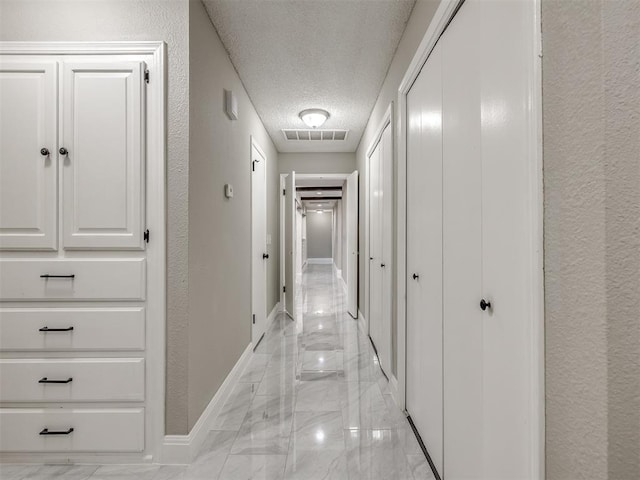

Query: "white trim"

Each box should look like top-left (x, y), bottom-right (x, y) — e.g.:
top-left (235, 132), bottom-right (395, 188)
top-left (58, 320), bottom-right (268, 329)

top-left (279, 174), bottom-right (287, 306)
top-left (0, 41), bottom-right (167, 464)
top-left (395, 0), bottom-right (545, 477)
top-left (388, 374), bottom-right (400, 407)
top-left (161, 343), bottom-right (253, 464)
top-left (306, 258), bottom-right (333, 265)
top-left (357, 309), bottom-right (368, 336)
top-left (266, 302), bottom-right (282, 332)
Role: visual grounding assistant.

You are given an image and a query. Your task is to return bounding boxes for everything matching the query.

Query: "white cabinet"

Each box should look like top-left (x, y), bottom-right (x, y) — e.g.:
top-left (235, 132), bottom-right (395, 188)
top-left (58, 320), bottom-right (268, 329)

top-left (0, 61), bottom-right (58, 251)
top-left (0, 50), bottom-right (154, 463)
top-left (62, 62), bottom-right (146, 250)
top-left (0, 59), bottom-right (146, 252)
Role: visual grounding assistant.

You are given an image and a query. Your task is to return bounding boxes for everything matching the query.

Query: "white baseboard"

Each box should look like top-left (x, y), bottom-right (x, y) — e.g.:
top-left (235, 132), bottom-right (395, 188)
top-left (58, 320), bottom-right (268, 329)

top-left (161, 342), bottom-right (254, 464)
top-left (307, 258), bottom-right (333, 265)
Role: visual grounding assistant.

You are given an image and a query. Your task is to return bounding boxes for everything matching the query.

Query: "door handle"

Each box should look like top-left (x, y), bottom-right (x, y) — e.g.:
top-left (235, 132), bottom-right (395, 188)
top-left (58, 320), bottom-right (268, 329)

top-left (59, 147), bottom-right (68, 156)
top-left (412, 273), bottom-right (419, 280)
top-left (263, 253), bottom-right (269, 259)
top-left (480, 299), bottom-right (492, 311)
top-left (40, 148), bottom-right (50, 156)
top-left (40, 274), bottom-right (75, 279)
top-left (380, 263), bottom-right (386, 268)
top-left (39, 326), bottom-right (74, 332)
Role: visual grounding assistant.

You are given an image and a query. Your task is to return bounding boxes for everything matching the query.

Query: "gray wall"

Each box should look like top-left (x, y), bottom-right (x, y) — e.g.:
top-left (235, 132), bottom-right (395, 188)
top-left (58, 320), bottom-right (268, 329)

top-left (542, 0), bottom-right (640, 478)
top-left (279, 152), bottom-right (356, 174)
top-left (355, 0), bottom-right (441, 375)
top-left (306, 211), bottom-right (333, 259)
top-left (187, 0), bottom-right (279, 432)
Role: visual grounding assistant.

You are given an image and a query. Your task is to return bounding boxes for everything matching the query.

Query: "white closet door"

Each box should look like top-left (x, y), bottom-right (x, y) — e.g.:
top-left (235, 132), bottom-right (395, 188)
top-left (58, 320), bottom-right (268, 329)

top-left (284, 172), bottom-right (297, 319)
top-left (368, 144), bottom-right (382, 356)
top-left (0, 60), bottom-right (57, 250)
top-left (379, 123), bottom-right (393, 375)
top-left (251, 142), bottom-right (267, 345)
top-left (442, 0), bottom-right (484, 477)
top-left (61, 61), bottom-right (146, 250)
top-left (406, 41), bottom-right (444, 475)
top-left (345, 170), bottom-right (358, 318)
top-left (479, 1), bottom-right (534, 476)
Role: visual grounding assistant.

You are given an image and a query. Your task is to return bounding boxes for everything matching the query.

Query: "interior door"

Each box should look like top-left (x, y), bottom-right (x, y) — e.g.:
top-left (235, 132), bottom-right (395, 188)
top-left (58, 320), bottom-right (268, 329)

top-left (61, 61), bottom-right (146, 250)
top-left (406, 41), bottom-right (444, 475)
top-left (0, 60), bottom-right (57, 250)
top-left (379, 122), bottom-right (393, 375)
top-left (442, 2), bottom-right (484, 477)
top-left (345, 170), bottom-right (359, 318)
top-left (368, 144), bottom-right (382, 354)
top-left (251, 142), bottom-right (267, 345)
top-left (284, 171), bottom-right (297, 319)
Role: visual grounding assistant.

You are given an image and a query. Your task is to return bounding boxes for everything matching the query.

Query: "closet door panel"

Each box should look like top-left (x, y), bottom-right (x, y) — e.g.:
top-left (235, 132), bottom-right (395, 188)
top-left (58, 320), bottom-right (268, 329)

top-left (0, 60), bottom-right (57, 250)
top-left (379, 123), bottom-right (393, 375)
top-left (406, 41), bottom-right (444, 475)
top-left (61, 61), bottom-right (146, 250)
top-left (479, 1), bottom-right (533, 476)
top-left (368, 145), bottom-right (382, 351)
top-left (442, 0), bottom-right (484, 477)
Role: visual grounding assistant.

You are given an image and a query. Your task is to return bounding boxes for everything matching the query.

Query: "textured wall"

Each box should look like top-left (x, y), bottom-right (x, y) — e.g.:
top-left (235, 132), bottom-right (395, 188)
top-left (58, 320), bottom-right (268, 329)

top-left (355, 0), bottom-right (441, 376)
top-left (307, 211), bottom-right (333, 259)
top-left (0, 0), bottom-right (191, 435)
top-left (187, 0), bottom-right (279, 431)
top-left (542, 0), bottom-right (640, 478)
top-left (278, 152), bottom-right (356, 174)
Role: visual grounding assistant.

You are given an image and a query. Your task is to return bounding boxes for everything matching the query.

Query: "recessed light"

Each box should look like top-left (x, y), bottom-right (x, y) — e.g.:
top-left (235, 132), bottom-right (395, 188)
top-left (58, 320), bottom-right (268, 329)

top-left (300, 109), bottom-right (329, 128)
top-left (316, 192), bottom-right (322, 195)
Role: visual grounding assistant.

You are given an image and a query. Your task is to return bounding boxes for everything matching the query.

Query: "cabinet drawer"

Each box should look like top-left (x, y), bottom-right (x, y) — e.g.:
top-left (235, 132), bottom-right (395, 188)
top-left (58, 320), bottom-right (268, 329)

top-left (0, 259), bottom-right (145, 301)
top-left (0, 408), bottom-right (144, 452)
top-left (0, 307), bottom-right (145, 351)
top-left (0, 358), bottom-right (144, 402)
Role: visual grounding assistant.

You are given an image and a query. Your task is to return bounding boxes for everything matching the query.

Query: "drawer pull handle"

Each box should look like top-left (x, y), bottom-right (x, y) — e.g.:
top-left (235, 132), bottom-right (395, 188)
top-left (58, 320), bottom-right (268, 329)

top-left (40, 274), bottom-right (75, 279)
top-left (39, 326), bottom-right (74, 332)
top-left (39, 377), bottom-right (73, 384)
top-left (39, 428), bottom-right (74, 436)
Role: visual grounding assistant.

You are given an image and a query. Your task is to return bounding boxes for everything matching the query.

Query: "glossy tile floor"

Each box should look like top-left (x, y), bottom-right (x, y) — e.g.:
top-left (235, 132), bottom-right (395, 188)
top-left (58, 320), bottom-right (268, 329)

top-left (1, 264), bottom-right (432, 480)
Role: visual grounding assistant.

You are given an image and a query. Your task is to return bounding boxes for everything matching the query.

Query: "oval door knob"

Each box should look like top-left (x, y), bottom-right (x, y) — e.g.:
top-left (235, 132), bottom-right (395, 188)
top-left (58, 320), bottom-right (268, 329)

top-left (412, 273), bottom-right (419, 280)
top-left (480, 299), bottom-right (492, 311)
top-left (40, 148), bottom-right (50, 156)
top-left (263, 253), bottom-right (269, 259)
top-left (59, 147), bottom-right (68, 155)
top-left (381, 263), bottom-right (386, 268)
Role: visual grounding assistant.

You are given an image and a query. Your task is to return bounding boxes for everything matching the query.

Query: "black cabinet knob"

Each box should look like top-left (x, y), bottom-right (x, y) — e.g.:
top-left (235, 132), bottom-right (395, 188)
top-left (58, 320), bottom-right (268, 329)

top-left (59, 147), bottom-right (68, 155)
top-left (40, 148), bottom-right (50, 156)
top-left (263, 253), bottom-right (269, 259)
top-left (480, 299), bottom-right (492, 311)
top-left (412, 273), bottom-right (419, 280)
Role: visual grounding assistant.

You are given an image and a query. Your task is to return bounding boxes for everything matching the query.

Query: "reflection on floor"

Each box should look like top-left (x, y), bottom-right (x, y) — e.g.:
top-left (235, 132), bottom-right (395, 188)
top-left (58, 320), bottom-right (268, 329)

top-left (1, 264), bottom-right (432, 480)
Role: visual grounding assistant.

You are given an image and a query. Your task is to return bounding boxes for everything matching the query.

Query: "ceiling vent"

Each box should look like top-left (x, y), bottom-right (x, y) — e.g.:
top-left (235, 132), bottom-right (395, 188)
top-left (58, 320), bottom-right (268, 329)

top-left (282, 129), bottom-right (349, 141)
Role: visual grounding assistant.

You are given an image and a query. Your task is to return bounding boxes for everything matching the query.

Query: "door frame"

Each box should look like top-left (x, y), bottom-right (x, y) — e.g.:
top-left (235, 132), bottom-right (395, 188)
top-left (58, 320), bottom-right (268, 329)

top-left (395, 0), bottom-right (544, 477)
top-left (0, 41), bottom-right (167, 463)
top-left (365, 103), bottom-right (393, 376)
top-left (279, 174), bottom-right (287, 306)
top-left (250, 136), bottom-right (268, 346)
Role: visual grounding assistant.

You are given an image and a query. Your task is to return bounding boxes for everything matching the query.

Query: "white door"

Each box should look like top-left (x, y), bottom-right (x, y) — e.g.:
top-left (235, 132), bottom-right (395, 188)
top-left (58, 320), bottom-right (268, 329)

top-left (346, 170), bottom-right (358, 318)
top-left (284, 172), bottom-right (297, 319)
top-left (368, 144), bottom-right (382, 353)
top-left (0, 60), bottom-right (57, 250)
top-left (442, 3), bottom-right (484, 476)
top-left (61, 61), bottom-right (146, 250)
top-left (379, 123), bottom-right (393, 375)
top-left (251, 141), bottom-right (267, 345)
top-left (406, 41), bottom-right (444, 475)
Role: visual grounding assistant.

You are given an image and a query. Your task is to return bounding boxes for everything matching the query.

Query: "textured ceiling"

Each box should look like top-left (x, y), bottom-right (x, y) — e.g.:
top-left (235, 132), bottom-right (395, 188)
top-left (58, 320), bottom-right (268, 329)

top-left (202, 0), bottom-right (416, 153)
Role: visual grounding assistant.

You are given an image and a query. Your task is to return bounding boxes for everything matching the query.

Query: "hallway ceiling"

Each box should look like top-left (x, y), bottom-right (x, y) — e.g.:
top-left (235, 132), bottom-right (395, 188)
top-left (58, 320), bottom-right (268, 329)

top-left (202, 0), bottom-right (416, 153)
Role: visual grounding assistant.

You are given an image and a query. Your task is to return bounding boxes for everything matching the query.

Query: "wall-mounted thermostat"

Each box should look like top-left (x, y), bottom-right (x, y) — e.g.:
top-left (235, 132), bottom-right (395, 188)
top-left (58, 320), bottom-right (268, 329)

top-left (224, 89), bottom-right (238, 120)
top-left (224, 184), bottom-right (234, 198)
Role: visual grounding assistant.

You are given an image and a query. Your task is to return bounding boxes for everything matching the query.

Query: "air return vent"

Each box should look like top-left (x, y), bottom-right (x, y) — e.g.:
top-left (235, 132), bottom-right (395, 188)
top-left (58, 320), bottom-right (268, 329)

top-left (282, 129), bottom-right (349, 141)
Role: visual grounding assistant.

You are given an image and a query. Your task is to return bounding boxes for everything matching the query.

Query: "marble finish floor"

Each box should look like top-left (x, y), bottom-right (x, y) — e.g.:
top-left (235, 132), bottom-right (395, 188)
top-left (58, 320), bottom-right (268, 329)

top-left (1, 265), bottom-right (432, 480)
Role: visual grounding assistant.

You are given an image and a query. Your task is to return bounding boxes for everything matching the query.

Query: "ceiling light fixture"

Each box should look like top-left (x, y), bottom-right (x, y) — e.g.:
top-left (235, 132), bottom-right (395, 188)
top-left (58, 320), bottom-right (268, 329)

top-left (299, 108), bottom-right (329, 128)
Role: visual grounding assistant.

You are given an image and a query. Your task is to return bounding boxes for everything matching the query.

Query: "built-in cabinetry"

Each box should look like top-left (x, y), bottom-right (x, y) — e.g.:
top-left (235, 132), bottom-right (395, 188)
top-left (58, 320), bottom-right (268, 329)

top-left (0, 46), bottom-right (162, 462)
top-left (367, 117), bottom-right (393, 376)
top-left (405, 0), bottom-right (541, 478)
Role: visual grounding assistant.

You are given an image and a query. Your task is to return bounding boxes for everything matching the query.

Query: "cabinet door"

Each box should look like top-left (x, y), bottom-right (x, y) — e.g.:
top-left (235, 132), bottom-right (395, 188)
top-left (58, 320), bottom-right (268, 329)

top-left (61, 61), bottom-right (146, 250)
top-left (0, 60), bottom-right (57, 250)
